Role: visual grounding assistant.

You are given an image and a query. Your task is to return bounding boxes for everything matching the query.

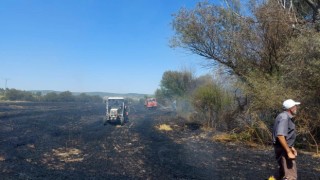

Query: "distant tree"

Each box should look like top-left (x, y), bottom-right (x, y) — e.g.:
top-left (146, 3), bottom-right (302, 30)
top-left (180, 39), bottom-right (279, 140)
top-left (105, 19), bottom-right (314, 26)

top-left (34, 92), bottom-right (42, 101)
top-left (90, 95), bottom-right (102, 103)
top-left (5, 89), bottom-right (21, 100)
top-left (58, 91), bottom-right (75, 102)
top-left (22, 91), bottom-right (36, 101)
top-left (155, 88), bottom-right (169, 106)
top-left (155, 70), bottom-right (195, 109)
top-left (77, 93), bottom-right (91, 102)
top-left (43, 92), bottom-right (59, 102)
top-left (4, 89), bottom-right (36, 101)
top-left (160, 70), bottom-right (194, 98)
top-left (139, 98), bottom-right (145, 105)
top-left (35, 91), bottom-right (42, 96)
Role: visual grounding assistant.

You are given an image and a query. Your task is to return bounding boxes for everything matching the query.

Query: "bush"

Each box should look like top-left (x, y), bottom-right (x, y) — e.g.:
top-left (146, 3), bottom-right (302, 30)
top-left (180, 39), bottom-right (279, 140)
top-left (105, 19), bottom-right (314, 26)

top-left (4, 89), bottom-right (36, 101)
top-left (191, 83), bottom-right (233, 129)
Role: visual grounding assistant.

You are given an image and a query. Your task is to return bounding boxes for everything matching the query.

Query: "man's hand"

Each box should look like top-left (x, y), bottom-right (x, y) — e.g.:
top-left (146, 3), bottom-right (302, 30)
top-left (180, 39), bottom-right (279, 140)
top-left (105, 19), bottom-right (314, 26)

top-left (287, 151), bottom-right (296, 159)
top-left (291, 147), bottom-right (298, 156)
top-left (277, 135), bottom-right (296, 159)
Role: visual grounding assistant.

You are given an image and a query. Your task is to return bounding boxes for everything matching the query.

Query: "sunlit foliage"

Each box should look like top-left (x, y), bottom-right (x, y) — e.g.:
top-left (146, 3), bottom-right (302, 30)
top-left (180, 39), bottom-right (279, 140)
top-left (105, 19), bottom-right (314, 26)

top-left (171, 0), bottom-right (320, 150)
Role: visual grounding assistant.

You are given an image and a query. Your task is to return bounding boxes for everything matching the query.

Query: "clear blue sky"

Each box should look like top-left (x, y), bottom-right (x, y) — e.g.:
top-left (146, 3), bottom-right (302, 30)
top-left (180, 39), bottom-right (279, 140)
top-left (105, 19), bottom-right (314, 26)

top-left (0, 0), bottom-right (215, 94)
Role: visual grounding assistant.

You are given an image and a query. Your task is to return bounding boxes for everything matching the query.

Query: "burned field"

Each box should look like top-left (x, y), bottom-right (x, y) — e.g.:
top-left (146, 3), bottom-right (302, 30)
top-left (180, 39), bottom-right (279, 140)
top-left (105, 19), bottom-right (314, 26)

top-left (0, 102), bottom-right (319, 179)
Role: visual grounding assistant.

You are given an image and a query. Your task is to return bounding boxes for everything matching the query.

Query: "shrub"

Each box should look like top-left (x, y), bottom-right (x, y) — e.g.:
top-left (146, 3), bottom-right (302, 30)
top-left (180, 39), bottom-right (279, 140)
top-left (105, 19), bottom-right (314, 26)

top-left (192, 83), bottom-right (233, 129)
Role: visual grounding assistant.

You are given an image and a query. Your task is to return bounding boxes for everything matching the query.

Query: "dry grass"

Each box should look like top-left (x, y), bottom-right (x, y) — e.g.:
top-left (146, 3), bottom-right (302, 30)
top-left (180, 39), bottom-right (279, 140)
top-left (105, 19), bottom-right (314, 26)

top-left (212, 132), bottom-right (265, 149)
top-left (201, 126), bottom-right (215, 131)
top-left (157, 124), bottom-right (173, 131)
top-left (212, 133), bottom-right (233, 142)
top-left (52, 148), bottom-right (83, 162)
top-left (245, 142), bottom-right (260, 148)
top-left (312, 153), bottom-right (320, 158)
top-left (42, 147), bottom-right (84, 167)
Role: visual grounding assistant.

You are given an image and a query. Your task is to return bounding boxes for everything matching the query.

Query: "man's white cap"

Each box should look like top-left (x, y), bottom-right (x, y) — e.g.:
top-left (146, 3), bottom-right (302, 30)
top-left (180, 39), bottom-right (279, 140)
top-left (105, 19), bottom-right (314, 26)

top-left (283, 99), bottom-right (301, 109)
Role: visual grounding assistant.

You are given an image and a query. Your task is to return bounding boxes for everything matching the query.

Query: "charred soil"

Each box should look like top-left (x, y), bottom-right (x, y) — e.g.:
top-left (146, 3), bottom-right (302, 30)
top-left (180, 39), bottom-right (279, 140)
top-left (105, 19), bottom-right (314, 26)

top-left (0, 102), bottom-right (319, 179)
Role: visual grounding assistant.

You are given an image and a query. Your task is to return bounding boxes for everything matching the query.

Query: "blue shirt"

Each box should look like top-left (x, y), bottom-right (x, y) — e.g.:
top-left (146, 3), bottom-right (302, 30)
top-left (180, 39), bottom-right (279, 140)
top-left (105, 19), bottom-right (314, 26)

top-left (272, 111), bottom-right (296, 147)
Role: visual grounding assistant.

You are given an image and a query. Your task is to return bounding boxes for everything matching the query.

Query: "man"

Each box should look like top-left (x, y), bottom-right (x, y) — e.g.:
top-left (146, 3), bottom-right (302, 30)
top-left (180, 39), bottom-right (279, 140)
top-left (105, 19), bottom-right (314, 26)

top-left (272, 99), bottom-right (300, 180)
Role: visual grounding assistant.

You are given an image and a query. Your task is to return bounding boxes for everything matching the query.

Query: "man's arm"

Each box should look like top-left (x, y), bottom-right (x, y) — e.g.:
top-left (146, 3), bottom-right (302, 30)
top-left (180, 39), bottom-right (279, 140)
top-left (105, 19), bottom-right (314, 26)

top-left (277, 135), bottom-right (296, 159)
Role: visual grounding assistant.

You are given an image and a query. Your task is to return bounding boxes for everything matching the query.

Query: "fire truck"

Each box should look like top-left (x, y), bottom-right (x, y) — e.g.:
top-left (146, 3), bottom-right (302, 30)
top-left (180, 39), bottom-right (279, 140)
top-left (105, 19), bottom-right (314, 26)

top-left (144, 98), bottom-right (157, 109)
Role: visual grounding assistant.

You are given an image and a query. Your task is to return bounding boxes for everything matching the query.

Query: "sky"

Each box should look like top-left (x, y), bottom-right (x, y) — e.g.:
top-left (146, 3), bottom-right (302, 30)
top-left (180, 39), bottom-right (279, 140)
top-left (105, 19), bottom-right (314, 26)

top-left (0, 0), bottom-right (216, 94)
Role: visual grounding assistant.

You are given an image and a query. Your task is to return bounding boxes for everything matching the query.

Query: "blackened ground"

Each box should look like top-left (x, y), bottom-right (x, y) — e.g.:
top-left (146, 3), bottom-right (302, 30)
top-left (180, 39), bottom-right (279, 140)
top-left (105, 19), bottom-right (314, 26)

top-left (0, 102), bottom-right (319, 180)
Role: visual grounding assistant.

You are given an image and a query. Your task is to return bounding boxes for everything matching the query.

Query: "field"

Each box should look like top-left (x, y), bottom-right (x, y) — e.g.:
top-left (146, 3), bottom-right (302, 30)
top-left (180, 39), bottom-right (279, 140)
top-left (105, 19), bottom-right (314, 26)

top-left (0, 102), bottom-right (319, 179)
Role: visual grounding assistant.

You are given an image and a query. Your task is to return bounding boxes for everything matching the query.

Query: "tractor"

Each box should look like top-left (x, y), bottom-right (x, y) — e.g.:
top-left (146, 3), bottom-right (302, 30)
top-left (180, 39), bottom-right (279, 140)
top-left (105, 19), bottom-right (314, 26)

top-left (105, 97), bottom-right (128, 125)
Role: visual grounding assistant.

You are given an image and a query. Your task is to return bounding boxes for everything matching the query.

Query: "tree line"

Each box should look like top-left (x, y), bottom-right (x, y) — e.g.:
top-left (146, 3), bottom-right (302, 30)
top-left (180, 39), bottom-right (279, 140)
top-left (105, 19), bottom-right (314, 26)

top-left (158, 0), bottom-right (320, 152)
top-left (0, 88), bottom-right (102, 103)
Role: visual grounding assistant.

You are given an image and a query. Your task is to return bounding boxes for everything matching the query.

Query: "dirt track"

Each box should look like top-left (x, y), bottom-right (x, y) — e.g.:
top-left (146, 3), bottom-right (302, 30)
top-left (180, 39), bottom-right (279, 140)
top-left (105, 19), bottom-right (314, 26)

top-left (0, 102), bottom-right (319, 179)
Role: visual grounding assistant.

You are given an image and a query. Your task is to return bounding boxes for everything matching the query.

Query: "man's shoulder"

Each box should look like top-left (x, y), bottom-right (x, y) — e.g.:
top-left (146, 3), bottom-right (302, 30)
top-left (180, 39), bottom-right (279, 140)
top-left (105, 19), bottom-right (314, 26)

top-left (276, 111), bottom-right (290, 120)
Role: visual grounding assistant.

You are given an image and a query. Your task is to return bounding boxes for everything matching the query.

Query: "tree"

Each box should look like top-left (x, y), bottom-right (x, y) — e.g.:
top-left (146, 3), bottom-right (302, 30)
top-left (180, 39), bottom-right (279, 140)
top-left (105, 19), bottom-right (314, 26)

top-left (5, 89), bottom-right (23, 101)
top-left (171, 1), bottom-right (296, 78)
top-left (90, 95), bottom-right (103, 103)
top-left (159, 70), bottom-right (194, 98)
top-left (155, 70), bottom-right (195, 110)
top-left (4, 89), bottom-right (36, 101)
top-left (171, 0), bottom-right (320, 147)
top-left (43, 92), bottom-right (59, 102)
top-left (171, 0), bottom-right (299, 113)
top-left (59, 91), bottom-right (75, 102)
top-left (77, 93), bottom-right (91, 102)
top-left (281, 33), bottom-right (320, 151)
top-left (154, 88), bottom-right (168, 105)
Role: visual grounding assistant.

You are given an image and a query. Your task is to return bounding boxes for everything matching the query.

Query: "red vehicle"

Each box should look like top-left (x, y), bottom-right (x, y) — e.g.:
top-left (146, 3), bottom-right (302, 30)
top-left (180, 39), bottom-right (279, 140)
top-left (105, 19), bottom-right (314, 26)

top-left (144, 98), bottom-right (157, 109)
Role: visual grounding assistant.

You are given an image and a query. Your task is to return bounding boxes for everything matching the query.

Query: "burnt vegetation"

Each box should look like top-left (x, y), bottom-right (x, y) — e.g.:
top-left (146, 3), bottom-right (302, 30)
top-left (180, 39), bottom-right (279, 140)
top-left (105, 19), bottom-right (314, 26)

top-left (0, 102), bottom-right (319, 179)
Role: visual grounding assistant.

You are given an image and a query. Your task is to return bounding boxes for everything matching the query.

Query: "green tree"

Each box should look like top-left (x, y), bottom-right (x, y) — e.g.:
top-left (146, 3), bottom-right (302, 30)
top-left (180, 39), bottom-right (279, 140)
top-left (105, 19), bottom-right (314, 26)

top-left (58, 91), bottom-right (75, 102)
top-left (155, 70), bottom-right (195, 110)
top-left (77, 93), bottom-right (90, 102)
top-left (192, 83), bottom-right (232, 128)
top-left (5, 89), bottom-right (23, 101)
top-left (34, 92), bottom-right (42, 101)
top-left (43, 92), bottom-right (59, 102)
top-left (4, 89), bottom-right (36, 101)
top-left (90, 95), bottom-right (103, 103)
top-left (160, 70), bottom-right (194, 98)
